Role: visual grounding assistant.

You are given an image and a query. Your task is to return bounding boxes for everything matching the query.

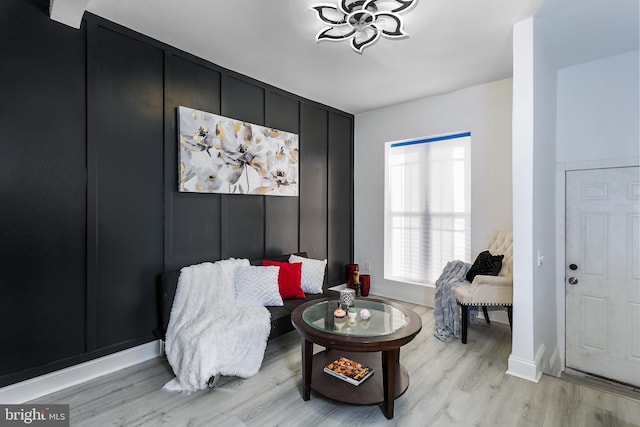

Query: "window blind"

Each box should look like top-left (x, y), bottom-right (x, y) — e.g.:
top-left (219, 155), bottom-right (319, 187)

top-left (384, 132), bottom-right (471, 285)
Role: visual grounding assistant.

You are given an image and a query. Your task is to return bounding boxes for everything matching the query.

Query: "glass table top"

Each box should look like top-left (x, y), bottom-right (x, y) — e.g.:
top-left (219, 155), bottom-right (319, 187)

top-left (302, 299), bottom-right (409, 337)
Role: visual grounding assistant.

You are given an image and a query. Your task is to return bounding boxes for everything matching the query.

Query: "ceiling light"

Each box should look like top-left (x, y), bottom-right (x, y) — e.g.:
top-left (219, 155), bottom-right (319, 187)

top-left (311, 0), bottom-right (417, 53)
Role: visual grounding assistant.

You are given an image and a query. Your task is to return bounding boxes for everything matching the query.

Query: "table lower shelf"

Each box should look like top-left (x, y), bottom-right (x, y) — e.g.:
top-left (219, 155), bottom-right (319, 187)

top-left (310, 349), bottom-right (409, 405)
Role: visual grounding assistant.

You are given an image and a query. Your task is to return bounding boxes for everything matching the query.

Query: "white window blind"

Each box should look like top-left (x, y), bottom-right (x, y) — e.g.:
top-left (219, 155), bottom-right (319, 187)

top-left (384, 132), bottom-right (471, 286)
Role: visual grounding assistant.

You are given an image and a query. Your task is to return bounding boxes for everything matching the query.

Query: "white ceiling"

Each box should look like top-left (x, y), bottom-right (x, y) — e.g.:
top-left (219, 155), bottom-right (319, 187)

top-left (81, 0), bottom-right (543, 114)
top-left (56, 0), bottom-right (637, 114)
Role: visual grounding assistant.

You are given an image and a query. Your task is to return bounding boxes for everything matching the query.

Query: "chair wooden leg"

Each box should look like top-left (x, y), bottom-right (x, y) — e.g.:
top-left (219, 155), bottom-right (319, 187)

top-left (507, 305), bottom-right (513, 331)
top-left (482, 306), bottom-right (490, 324)
top-left (461, 305), bottom-right (469, 344)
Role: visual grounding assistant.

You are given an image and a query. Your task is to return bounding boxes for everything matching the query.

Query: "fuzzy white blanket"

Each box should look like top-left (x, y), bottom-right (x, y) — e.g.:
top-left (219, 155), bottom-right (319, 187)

top-left (163, 258), bottom-right (271, 392)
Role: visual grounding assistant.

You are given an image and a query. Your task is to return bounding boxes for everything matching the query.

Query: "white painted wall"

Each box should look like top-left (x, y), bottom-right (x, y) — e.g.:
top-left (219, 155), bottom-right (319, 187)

top-left (553, 49), bottom-right (640, 375)
top-left (354, 79), bottom-right (513, 306)
top-left (510, 21), bottom-right (640, 383)
top-left (556, 50), bottom-right (640, 163)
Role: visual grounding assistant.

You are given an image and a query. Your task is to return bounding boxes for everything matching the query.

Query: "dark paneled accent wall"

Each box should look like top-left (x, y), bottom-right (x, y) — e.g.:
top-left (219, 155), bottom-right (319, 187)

top-left (328, 113), bottom-right (354, 284)
top-left (0, 0), bottom-right (354, 387)
top-left (165, 54), bottom-right (222, 270)
top-left (220, 76), bottom-right (266, 260)
top-left (89, 26), bottom-right (165, 350)
top-left (264, 92), bottom-right (301, 256)
top-left (299, 104), bottom-right (329, 260)
top-left (0, 0), bottom-right (87, 384)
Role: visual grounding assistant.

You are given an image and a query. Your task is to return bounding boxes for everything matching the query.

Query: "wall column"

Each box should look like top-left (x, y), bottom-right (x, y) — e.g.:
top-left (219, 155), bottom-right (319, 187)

top-left (507, 17), bottom-right (542, 383)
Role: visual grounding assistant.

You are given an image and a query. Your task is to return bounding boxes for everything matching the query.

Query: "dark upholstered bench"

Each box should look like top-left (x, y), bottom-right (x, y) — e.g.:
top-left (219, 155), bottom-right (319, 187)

top-left (155, 252), bottom-right (338, 341)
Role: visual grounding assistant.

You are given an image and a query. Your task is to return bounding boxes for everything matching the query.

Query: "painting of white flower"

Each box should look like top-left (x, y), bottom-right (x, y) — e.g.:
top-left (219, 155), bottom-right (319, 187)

top-left (178, 106), bottom-right (299, 196)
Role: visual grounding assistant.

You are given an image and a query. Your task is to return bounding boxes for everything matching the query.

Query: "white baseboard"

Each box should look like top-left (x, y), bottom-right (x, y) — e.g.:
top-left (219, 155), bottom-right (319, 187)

top-left (0, 340), bottom-right (163, 404)
top-left (506, 344), bottom-right (544, 383)
top-left (476, 308), bottom-right (510, 325)
top-left (373, 282), bottom-right (435, 308)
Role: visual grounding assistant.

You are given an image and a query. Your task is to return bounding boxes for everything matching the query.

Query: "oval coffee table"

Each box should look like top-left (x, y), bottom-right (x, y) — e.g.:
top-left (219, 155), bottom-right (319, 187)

top-left (291, 297), bottom-right (422, 419)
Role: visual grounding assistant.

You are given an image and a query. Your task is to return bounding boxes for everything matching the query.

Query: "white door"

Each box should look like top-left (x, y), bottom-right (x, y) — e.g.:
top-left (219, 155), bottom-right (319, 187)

top-left (565, 166), bottom-right (640, 387)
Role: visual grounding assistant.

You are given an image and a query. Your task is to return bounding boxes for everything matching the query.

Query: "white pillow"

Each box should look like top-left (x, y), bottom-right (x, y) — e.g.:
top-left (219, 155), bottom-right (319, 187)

top-left (234, 265), bottom-right (283, 307)
top-left (289, 254), bottom-right (327, 294)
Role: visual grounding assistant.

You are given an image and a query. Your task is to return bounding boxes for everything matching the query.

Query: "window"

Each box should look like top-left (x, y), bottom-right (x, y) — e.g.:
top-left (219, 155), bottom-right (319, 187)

top-left (384, 132), bottom-right (471, 286)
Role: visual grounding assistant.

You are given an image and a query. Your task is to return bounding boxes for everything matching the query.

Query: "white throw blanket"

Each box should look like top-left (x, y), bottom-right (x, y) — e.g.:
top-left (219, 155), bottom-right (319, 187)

top-left (163, 258), bottom-right (271, 392)
top-left (433, 260), bottom-right (471, 342)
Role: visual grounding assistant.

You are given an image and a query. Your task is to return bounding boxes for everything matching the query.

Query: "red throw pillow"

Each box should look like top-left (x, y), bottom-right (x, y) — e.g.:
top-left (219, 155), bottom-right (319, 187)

top-left (262, 260), bottom-right (305, 299)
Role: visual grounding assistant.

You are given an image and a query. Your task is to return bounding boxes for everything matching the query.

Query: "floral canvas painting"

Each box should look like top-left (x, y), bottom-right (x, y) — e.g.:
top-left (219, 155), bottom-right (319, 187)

top-left (178, 106), bottom-right (299, 196)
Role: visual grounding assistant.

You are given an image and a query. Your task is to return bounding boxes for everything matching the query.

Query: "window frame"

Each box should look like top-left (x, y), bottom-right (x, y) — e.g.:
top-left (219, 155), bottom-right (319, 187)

top-left (383, 131), bottom-right (471, 287)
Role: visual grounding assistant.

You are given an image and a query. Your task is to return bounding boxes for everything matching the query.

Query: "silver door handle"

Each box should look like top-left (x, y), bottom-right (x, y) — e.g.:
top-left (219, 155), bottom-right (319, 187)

top-left (568, 277), bottom-right (578, 285)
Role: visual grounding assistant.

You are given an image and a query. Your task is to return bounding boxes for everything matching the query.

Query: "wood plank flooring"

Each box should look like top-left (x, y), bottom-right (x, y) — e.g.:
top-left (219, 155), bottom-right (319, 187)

top-left (31, 302), bottom-right (640, 426)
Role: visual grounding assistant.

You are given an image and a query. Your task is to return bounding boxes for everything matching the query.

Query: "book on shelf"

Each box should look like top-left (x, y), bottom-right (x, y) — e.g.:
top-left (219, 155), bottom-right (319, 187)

top-left (323, 356), bottom-right (374, 386)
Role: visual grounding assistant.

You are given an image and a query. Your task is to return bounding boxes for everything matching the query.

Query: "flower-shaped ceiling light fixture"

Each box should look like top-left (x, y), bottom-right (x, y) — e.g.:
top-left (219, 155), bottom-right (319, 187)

top-left (311, 0), bottom-right (417, 53)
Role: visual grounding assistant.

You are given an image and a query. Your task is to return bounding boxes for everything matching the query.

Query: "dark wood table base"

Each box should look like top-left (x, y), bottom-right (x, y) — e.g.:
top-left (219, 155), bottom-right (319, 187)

top-left (302, 346), bottom-right (409, 419)
top-left (292, 298), bottom-right (422, 420)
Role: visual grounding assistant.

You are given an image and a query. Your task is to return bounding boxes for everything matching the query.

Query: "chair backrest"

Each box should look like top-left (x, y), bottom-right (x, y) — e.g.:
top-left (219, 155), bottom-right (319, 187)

top-left (486, 230), bottom-right (513, 278)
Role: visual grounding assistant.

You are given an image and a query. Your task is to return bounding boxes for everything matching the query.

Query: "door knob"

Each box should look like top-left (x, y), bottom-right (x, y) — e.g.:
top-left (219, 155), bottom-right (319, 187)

top-left (568, 277), bottom-right (578, 285)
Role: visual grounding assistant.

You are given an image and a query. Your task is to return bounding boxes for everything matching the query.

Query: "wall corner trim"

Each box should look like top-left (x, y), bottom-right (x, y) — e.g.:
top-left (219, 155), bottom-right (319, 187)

top-left (0, 340), bottom-right (163, 404)
top-left (506, 344), bottom-right (544, 383)
top-left (548, 345), bottom-right (562, 377)
top-left (49, 0), bottom-right (89, 29)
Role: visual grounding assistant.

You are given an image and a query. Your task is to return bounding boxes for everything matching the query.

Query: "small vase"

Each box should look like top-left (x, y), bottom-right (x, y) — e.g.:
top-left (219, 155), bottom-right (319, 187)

top-left (360, 274), bottom-right (371, 297)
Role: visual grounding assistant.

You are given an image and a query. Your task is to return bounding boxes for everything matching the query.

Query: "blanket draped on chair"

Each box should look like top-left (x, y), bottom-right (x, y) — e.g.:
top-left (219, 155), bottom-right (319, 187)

top-left (433, 260), bottom-right (471, 342)
top-left (163, 258), bottom-right (271, 392)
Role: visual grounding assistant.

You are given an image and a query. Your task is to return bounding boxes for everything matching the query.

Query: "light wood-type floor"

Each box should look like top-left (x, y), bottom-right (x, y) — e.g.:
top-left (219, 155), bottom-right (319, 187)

top-left (32, 302), bottom-right (640, 426)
